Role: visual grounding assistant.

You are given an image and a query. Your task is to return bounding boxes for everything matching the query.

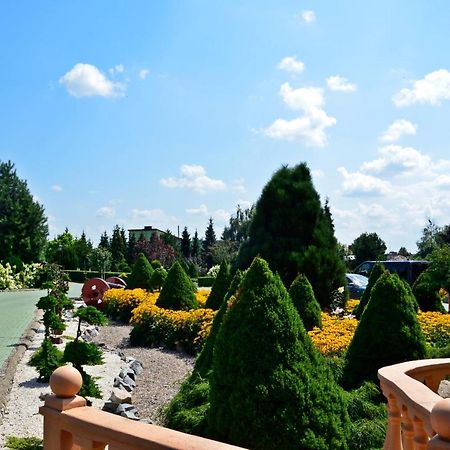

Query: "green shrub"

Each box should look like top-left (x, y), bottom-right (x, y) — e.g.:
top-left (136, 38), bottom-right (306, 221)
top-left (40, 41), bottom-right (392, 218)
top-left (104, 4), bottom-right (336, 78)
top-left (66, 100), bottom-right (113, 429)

top-left (29, 338), bottom-right (64, 381)
top-left (156, 261), bottom-right (198, 310)
top-left (197, 276), bottom-right (215, 287)
top-left (150, 267), bottom-right (167, 291)
top-left (151, 259), bottom-right (162, 270)
top-left (205, 260), bottom-right (231, 310)
top-left (343, 272), bottom-right (427, 389)
top-left (187, 262), bottom-right (199, 278)
top-left (353, 262), bottom-right (385, 319)
top-left (127, 253), bottom-right (154, 290)
top-left (288, 274), bottom-right (322, 330)
top-left (412, 271), bottom-right (446, 313)
top-left (5, 436), bottom-right (43, 450)
top-left (209, 257), bottom-right (350, 449)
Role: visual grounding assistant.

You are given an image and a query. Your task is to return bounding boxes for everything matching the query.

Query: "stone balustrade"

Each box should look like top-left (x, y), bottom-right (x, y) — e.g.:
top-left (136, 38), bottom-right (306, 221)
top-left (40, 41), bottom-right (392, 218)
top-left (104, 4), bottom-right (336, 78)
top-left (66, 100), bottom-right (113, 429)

top-left (378, 358), bottom-right (450, 450)
top-left (40, 365), bottom-right (246, 450)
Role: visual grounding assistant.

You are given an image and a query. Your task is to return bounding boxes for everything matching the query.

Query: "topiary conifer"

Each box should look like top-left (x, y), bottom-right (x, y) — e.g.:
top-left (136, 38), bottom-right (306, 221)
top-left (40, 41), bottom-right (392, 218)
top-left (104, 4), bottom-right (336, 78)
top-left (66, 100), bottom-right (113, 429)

top-left (156, 261), bottom-right (198, 310)
top-left (127, 253), bottom-right (154, 290)
top-left (353, 262), bottom-right (385, 319)
top-left (288, 274), bottom-right (322, 330)
top-left (342, 272), bottom-right (427, 389)
top-left (412, 271), bottom-right (446, 313)
top-left (209, 257), bottom-right (350, 449)
top-left (150, 267), bottom-right (168, 291)
top-left (205, 260), bottom-right (231, 310)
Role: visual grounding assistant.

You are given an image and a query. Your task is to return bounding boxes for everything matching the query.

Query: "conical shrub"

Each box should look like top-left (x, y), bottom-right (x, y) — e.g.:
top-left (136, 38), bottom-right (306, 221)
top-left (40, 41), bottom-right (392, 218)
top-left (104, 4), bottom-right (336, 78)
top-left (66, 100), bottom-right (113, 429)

top-left (288, 274), bottom-right (322, 330)
top-left (209, 257), bottom-right (350, 450)
top-left (412, 271), bottom-right (446, 313)
top-left (127, 253), bottom-right (154, 290)
top-left (343, 271), bottom-right (427, 389)
top-left (194, 269), bottom-right (245, 377)
top-left (156, 261), bottom-right (198, 310)
top-left (205, 260), bottom-right (231, 310)
top-left (150, 267), bottom-right (168, 291)
top-left (353, 262), bottom-right (385, 319)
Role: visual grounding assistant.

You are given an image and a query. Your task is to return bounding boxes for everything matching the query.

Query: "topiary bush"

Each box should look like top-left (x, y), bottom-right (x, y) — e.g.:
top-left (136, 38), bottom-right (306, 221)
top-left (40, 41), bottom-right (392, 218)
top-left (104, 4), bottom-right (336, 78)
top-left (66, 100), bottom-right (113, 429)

top-left (288, 273), bottom-right (322, 331)
top-left (29, 338), bottom-right (63, 381)
top-left (127, 253), bottom-right (154, 290)
top-left (353, 262), bottom-right (385, 319)
top-left (342, 272), bottom-right (427, 389)
top-left (209, 257), bottom-right (350, 449)
top-left (205, 260), bottom-right (231, 310)
top-left (413, 270), bottom-right (446, 313)
top-left (156, 261), bottom-right (198, 310)
top-left (150, 267), bottom-right (168, 291)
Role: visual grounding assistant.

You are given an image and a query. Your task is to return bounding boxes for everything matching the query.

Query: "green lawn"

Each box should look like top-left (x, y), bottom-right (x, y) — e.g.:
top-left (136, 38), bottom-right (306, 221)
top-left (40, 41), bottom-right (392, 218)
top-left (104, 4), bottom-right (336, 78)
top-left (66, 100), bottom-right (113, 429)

top-left (0, 283), bottom-right (82, 367)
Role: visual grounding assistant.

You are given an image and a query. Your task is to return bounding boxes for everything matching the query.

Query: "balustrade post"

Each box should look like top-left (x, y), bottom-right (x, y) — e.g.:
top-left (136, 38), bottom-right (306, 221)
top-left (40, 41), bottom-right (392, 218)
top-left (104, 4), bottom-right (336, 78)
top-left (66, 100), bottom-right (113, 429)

top-left (413, 416), bottom-right (429, 450)
top-left (383, 392), bottom-right (403, 450)
top-left (428, 398), bottom-right (450, 450)
top-left (402, 406), bottom-right (414, 450)
top-left (39, 365), bottom-right (87, 450)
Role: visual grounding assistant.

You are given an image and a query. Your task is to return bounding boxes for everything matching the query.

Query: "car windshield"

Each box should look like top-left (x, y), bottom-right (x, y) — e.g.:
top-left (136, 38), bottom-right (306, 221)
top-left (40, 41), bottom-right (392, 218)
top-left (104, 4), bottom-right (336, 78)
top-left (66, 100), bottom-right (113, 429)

top-left (346, 273), bottom-right (369, 287)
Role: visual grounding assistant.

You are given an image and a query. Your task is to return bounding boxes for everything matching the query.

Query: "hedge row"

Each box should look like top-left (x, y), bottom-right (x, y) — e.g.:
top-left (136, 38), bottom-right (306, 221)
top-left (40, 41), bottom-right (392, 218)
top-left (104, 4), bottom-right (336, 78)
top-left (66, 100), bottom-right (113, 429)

top-left (197, 276), bottom-right (215, 287)
top-left (64, 270), bottom-right (128, 283)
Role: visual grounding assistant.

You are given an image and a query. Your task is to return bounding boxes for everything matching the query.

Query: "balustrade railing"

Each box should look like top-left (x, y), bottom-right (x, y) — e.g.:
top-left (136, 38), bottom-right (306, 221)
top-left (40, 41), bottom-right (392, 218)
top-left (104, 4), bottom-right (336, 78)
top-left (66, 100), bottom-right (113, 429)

top-left (378, 358), bottom-right (450, 450)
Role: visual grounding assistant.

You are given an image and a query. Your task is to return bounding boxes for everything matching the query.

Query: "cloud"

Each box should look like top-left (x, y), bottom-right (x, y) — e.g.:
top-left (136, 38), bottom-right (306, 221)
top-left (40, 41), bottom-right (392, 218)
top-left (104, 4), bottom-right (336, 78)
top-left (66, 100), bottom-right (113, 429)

top-left (326, 75), bottom-right (357, 92)
top-left (96, 206), bottom-right (116, 218)
top-left (186, 204), bottom-right (230, 223)
top-left (139, 69), bottom-right (150, 80)
top-left (59, 63), bottom-right (125, 98)
top-left (264, 82), bottom-right (336, 147)
top-left (379, 119), bottom-right (417, 143)
top-left (277, 56), bottom-right (305, 73)
top-left (109, 64), bottom-right (124, 75)
top-left (160, 165), bottom-right (226, 193)
top-left (337, 167), bottom-right (392, 196)
top-left (301, 10), bottom-right (316, 23)
top-left (186, 204), bottom-right (209, 215)
top-left (393, 69), bottom-right (450, 107)
top-left (51, 185), bottom-right (62, 192)
top-left (360, 145), bottom-right (431, 176)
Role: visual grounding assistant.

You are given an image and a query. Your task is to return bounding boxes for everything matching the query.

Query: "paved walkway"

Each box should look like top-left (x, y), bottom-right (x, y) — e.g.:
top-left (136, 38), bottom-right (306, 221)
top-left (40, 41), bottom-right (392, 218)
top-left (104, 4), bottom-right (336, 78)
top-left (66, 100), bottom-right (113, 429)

top-left (0, 283), bottom-right (82, 367)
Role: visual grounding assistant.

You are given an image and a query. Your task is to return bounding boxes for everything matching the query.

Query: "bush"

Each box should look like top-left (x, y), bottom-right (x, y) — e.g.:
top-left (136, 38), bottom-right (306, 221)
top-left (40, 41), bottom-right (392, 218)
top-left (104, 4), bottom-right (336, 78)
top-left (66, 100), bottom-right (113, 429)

top-left (29, 338), bottom-right (64, 381)
top-left (205, 261), bottom-right (231, 310)
top-left (156, 261), bottom-right (198, 310)
top-left (63, 270), bottom-right (127, 283)
top-left (288, 274), bottom-right (322, 331)
top-left (150, 267), bottom-right (167, 291)
top-left (412, 271), bottom-right (446, 313)
top-left (197, 276), bottom-right (215, 287)
top-left (151, 259), bottom-right (162, 270)
top-left (127, 253), bottom-right (154, 290)
top-left (353, 262), bottom-right (385, 319)
top-left (103, 288), bottom-right (152, 322)
top-left (5, 436), bottom-right (43, 450)
top-left (343, 272), bottom-right (427, 389)
top-left (209, 257), bottom-right (350, 449)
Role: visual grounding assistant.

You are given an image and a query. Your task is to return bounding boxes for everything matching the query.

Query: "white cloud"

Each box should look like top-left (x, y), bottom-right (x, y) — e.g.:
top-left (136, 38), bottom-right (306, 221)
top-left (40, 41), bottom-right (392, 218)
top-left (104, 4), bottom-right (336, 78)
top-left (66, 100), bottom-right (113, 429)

top-left (338, 167), bottom-right (392, 196)
top-left (186, 204), bottom-right (209, 216)
top-left (264, 82), bottom-right (336, 147)
top-left (326, 75), bottom-right (357, 92)
top-left (96, 206), bottom-right (116, 218)
top-left (393, 69), bottom-right (450, 107)
top-left (139, 69), bottom-right (150, 80)
top-left (59, 63), bottom-right (125, 98)
top-left (379, 119), bottom-right (417, 143)
top-left (311, 169), bottom-right (324, 178)
top-left (51, 185), bottom-right (62, 192)
top-left (185, 204), bottom-right (230, 223)
top-left (360, 145), bottom-right (431, 176)
top-left (277, 56), bottom-right (305, 73)
top-left (160, 164), bottom-right (226, 193)
top-left (301, 10), bottom-right (316, 23)
top-left (109, 64), bottom-right (124, 75)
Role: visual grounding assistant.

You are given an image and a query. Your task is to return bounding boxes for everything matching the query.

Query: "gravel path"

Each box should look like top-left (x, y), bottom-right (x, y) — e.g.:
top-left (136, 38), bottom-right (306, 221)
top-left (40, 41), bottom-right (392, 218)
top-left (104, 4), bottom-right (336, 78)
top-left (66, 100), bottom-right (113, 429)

top-left (0, 316), bottom-right (194, 448)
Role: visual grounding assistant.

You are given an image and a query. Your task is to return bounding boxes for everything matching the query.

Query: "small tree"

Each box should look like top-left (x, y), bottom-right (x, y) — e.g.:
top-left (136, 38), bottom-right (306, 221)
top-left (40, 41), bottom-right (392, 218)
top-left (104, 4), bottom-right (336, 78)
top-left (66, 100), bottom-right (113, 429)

top-left (351, 232), bottom-right (387, 267)
top-left (181, 227), bottom-right (191, 259)
top-left (156, 261), bottom-right (198, 310)
top-left (202, 218), bottom-right (216, 269)
top-left (89, 248), bottom-right (112, 279)
top-left (209, 258), bottom-right (350, 449)
top-left (353, 262), bottom-right (385, 319)
top-left (150, 266), bottom-right (168, 291)
top-left (205, 260), bottom-right (231, 310)
top-left (127, 253), bottom-right (154, 290)
top-left (343, 272), bottom-right (427, 389)
top-left (288, 274), bottom-right (322, 331)
top-left (412, 271), bottom-right (446, 313)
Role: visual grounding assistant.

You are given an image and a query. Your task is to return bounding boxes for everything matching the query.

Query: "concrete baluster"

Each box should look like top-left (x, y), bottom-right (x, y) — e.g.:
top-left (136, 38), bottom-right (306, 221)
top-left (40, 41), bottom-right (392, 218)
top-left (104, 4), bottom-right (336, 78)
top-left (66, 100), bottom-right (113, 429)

top-left (402, 406), bottom-right (415, 450)
top-left (39, 365), bottom-right (87, 450)
top-left (413, 416), bottom-right (429, 450)
top-left (428, 398), bottom-right (450, 450)
top-left (383, 392), bottom-right (403, 450)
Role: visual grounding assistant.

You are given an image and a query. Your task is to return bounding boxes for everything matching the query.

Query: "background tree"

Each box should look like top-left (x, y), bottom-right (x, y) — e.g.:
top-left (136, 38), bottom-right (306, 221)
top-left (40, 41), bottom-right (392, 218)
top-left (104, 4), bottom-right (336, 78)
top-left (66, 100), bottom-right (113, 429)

top-left (110, 225), bottom-right (127, 270)
top-left (74, 231), bottom-right (93, 270)
top-left (162, 229), bottom-right (180, 252)
top-left (416, 219), bottom-right (442, 259)
top-left (236, 163), bottom-right (346, 308)
top-left (209, 240), bottom-right (239, 266)
top-left (89, 248), bottom-right (112, 278)
top-left (221, 204), bottom-right (254, 242)
top-left (398, 246), bottom-right (409, 258)
top-left (46, 229), bottom-right (79, 269)
top-left (202, 218), bottom-right (216, 269)
top-left (135, 234), bottom-right (177, 268)
top-left (191, 230), bottom-right (201, 262)
top-left (350, 232), bottom-right (387, 266)
top-left (126, 233), bottom-right (137, 265)
top-left (181, 226), bottom-right (191, 259)
top-left (98, 231), bottom-right (110, 250)
top-left (0, 160), bottom-right (48, 262)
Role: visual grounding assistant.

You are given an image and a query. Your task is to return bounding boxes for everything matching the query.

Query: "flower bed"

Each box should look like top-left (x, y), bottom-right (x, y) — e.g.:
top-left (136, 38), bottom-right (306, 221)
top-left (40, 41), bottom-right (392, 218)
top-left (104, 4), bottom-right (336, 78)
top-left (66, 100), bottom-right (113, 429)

top-left (0, 262), bottom-right (40, 290)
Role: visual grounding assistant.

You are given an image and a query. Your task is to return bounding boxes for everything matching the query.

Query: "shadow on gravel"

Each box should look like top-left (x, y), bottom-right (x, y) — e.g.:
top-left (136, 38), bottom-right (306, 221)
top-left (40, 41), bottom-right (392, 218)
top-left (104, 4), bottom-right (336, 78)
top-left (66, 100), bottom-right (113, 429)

top-left (18, 378), bottom-right (47, 389)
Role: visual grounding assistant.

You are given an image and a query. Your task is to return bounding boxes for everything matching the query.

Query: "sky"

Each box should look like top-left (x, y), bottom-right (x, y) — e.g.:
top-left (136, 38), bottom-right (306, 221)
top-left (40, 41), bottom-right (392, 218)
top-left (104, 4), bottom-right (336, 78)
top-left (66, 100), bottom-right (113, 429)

top-left (2, 1), bottom-right (450, 252)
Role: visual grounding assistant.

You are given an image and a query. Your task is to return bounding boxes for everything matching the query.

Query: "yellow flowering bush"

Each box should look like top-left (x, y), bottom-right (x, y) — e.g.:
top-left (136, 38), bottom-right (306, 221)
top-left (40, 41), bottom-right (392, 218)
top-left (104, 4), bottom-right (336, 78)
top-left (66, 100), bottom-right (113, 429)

top-left (418, 311), bottom-right (450, 348)
top-left (103, 288), bottom-right (156, 322)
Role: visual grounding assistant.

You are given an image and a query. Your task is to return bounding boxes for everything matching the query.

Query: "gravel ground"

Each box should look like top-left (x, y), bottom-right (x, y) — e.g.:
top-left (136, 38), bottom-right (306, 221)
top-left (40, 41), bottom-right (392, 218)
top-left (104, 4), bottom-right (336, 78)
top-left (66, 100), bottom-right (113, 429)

top-left (0, 317), bottom-right (194, 448)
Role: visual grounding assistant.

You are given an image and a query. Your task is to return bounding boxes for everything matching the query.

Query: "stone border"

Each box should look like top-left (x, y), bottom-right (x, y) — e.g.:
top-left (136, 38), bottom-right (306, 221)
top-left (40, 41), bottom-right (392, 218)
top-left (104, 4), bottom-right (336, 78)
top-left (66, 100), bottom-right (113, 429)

top-left (0, 308), bottom-right (43, 421)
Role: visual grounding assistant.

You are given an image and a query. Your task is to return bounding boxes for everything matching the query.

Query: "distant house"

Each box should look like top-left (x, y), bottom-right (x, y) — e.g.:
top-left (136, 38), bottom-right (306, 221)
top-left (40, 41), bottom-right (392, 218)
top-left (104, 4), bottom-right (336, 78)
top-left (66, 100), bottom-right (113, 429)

top-left (128, 225), bottom-right (181, 242)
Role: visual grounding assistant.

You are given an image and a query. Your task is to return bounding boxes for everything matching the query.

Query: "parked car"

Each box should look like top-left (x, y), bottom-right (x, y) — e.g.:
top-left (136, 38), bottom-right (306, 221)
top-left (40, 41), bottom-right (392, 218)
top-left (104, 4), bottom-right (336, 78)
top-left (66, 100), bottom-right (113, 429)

top-left (346, 273), bottom-right (369, 299)
top-left (353, 260), bottom-right (429, 285)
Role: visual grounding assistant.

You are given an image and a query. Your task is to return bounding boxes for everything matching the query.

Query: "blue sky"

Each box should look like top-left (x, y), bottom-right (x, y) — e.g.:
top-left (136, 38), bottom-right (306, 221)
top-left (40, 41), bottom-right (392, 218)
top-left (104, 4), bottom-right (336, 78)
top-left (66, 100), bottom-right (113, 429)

top-left (2, 1), bottom-right (450, 252)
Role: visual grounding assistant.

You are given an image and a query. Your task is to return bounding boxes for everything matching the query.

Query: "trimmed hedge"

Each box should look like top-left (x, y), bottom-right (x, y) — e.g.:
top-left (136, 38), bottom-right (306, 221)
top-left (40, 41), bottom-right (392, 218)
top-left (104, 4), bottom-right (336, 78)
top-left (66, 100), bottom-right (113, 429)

top-left (64, 270), bottom-right (127, 283)
top-left (197, 276), bottom-right (215, 288)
